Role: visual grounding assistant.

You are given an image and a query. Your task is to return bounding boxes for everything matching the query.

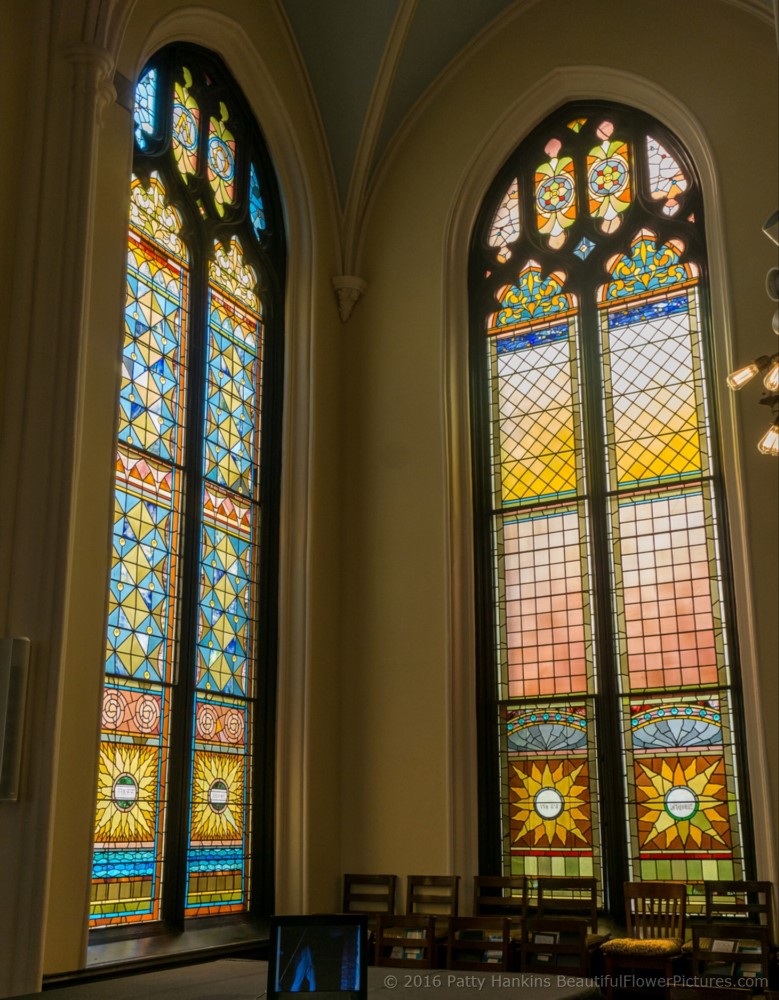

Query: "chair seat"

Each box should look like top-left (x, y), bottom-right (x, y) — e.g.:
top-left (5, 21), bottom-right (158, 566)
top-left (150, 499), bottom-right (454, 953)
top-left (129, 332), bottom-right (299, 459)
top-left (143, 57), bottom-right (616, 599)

top-left (586, 932), bottom-right (610, 947)
top-left (601, 936), bottom-right (682, 956)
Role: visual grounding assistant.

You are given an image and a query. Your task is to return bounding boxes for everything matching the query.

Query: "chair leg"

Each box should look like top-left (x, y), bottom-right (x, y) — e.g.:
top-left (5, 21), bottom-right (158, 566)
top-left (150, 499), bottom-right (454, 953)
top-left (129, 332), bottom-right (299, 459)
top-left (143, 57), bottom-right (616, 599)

top-left (605, 955), bottom-right (614, 1000)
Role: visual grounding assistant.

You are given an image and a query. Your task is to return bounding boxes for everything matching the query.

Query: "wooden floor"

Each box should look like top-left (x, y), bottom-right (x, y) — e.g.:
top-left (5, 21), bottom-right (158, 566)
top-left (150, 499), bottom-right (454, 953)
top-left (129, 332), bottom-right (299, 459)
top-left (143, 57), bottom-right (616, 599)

top-left (19, 959), bottom-right (264, 1000)
top-left (17, 958), bottom-right (606, 999)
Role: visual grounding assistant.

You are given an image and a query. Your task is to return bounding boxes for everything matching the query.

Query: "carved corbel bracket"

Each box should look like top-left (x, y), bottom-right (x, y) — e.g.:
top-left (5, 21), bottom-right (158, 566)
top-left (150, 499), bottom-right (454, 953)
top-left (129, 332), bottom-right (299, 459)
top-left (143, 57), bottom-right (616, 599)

top-left (65, 42), bottom-right (117, 125)
top-left (332, 275), bottom-right (367, 323)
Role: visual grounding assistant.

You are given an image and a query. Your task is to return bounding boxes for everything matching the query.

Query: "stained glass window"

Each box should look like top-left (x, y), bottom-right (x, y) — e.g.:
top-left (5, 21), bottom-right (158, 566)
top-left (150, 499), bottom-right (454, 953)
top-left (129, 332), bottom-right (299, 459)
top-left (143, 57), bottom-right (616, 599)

top-left (471, 103), bottom-right (749, 911)
top-left (91, 44), bottom-right (284, 929)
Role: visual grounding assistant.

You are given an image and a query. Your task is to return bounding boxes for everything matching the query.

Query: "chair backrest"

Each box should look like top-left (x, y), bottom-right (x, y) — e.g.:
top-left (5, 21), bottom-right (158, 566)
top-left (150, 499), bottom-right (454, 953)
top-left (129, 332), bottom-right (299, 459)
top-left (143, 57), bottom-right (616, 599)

top-left (624, 881), bottom-right (686, 940)
top-left (537, 876), bottom-right (598, 932)
top-left (472, 875), bottom-right (526, 918)
top-left (406, 875), bottom-right (459, 917)
top-left (447, 915), bottom-right (512, 972)
top-left (690, 920), bottom-right (771, 986)
top-left (521, 916), bottom-right (589, 976)
top-left (704, 880), bottom-right (775, 944)
top-left (375, 913), bottom-right (436, 969)
top-left (342, 873), bottom-right (397, 916)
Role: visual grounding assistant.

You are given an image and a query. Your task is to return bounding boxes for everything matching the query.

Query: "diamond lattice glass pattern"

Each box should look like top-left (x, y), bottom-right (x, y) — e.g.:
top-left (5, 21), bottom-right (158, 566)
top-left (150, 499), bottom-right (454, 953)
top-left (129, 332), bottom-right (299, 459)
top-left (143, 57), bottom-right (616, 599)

top-left (204, 287), bottom-right (261, 495)
top-left (602, 293), bottom-right (706, 488)
top-left (196, 485), bottom-right (255, 697)
top-left (489, 324), bottom-right (579, 505)
top-left (106, 447), bottom-right (180, 683)
top-left (119, 235), bottom-right (187, 460)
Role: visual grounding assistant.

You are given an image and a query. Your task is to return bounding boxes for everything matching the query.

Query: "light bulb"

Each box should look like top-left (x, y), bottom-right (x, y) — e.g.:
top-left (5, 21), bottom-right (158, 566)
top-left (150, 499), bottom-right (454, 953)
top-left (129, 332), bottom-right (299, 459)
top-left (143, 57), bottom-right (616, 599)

top-left (763, 361), bottom-right (779, 392)
top-left (757, 420), bottom-right (779, 457)
top-left (726, 355), bottom-right (772, 390)
top-left (727, 363), bottom-right (759, 389)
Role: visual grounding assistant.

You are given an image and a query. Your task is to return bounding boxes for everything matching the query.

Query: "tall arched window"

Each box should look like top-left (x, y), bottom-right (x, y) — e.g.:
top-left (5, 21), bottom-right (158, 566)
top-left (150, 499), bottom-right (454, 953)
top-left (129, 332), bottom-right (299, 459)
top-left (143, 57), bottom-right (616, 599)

top-left (469, 103), bottom-right (751, 910)
top-left (90, 45), bottom-right (285, 928)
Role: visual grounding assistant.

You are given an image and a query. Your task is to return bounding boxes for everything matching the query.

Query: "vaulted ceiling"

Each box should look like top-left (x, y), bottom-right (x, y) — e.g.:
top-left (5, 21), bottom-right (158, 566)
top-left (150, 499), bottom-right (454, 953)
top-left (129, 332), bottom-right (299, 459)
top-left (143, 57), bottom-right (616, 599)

top-left (277, 0), bottom-right (516, 211)
top-left (277, 0), bottom-right (777, 221)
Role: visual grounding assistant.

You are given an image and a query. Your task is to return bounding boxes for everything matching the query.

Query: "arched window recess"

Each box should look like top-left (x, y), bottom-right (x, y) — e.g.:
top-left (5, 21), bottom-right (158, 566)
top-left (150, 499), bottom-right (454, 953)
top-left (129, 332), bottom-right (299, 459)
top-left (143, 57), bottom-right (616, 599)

top-left (90, 43), bottom-right (285, 934)
top-left (469, 101), bottom-right (753, 915)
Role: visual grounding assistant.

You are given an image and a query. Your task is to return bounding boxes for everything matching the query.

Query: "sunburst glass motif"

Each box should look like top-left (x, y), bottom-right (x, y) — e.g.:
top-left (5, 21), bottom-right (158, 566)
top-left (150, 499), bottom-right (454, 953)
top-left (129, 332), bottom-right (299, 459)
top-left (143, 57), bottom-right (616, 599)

top-left (635, 754), bottom-right (731, 853)
top-left (190, 750), bottom-right (244, 841)
top-left (95, 742), bottom-right (159, 843)
top-left (509, 758), bottom-right (592, 850)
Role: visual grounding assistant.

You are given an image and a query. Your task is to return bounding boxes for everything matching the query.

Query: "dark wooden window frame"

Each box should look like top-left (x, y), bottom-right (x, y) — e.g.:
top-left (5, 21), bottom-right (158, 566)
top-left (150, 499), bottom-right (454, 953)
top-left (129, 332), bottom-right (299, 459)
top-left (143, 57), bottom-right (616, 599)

top-left (468, 100), bottom-right (755, 917)
top-left (90, 42), bottom-right (286, 946)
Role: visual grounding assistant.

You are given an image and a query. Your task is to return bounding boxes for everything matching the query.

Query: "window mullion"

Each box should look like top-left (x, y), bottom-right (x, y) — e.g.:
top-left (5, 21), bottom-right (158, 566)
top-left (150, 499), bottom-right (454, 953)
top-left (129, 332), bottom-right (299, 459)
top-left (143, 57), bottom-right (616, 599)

top-left (161, 230), bottom-right (211, 929)
top-left (576, 285), bottom-right (628, 917)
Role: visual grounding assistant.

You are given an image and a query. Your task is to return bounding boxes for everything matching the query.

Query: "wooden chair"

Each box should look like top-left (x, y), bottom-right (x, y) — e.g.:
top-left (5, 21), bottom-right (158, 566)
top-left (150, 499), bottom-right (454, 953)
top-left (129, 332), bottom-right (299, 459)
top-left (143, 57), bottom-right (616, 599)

top-left (473, 875), bottom-right (527, 919)
top-left (406, 875), bottom-right (460, 966)
top-left (689, 920), bottom-right (771, 990)
top-left (342, 873), bottom-right (397, 962)
top-left (600, 881), bottom-right (687, 999)
top-left (521, 915), bottom-right (591, 976)
top-left (407, 875), bottom-right (460, 919)
top-left (342, 873), bottom-right (397, 920)
top-left (537, 876), bottom-right (605, 938)
top-left (536, 875), bottom-right (609, 973)
top-left (446, 915), bottom-right (513, 972)
top-left (704, 881), bottom-right (775, 944)
top-left (375, 913), bottom-right (436, 969)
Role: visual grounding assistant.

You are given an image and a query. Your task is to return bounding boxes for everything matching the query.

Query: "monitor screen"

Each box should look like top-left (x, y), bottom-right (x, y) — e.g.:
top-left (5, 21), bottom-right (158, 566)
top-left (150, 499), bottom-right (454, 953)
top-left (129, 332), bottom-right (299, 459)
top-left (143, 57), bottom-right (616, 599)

top-left (267, 914), bottom-right (368, 999)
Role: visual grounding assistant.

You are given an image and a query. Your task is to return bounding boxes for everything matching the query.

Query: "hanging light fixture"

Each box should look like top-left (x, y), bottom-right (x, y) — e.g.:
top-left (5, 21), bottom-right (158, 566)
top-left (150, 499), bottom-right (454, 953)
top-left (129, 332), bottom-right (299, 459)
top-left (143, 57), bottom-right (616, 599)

top-left (763, 358), bottom-right (779, 392)
top-left (757, 418), bottom-right (779, 457)
top-left (726, 355), bottom-right (774, 390)
top-left (726, 212), bottom-right (779, 455)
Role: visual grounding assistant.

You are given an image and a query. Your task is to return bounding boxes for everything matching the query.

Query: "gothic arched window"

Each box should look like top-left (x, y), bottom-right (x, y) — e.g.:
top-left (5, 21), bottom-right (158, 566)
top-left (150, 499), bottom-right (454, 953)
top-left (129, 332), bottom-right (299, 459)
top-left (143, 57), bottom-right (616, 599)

top-left (470, 103), bottom-right (751, 909)
top-left (90, 44), bottom-right (285, 927)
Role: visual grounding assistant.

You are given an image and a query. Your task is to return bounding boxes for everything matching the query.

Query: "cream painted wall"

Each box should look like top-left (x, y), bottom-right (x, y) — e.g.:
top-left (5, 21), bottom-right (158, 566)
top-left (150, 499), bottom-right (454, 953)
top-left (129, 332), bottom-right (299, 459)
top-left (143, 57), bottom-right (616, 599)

top-left (342, 0), bottom-right (778, 911)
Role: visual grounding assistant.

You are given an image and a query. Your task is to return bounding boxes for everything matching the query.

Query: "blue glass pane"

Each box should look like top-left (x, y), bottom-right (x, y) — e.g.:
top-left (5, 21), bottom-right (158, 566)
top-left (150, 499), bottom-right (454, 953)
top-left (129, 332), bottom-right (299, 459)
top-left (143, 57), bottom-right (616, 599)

top-left (249, 163), bottom-right (266, 237)
top-left (134, 68), bottom-right (157, 149)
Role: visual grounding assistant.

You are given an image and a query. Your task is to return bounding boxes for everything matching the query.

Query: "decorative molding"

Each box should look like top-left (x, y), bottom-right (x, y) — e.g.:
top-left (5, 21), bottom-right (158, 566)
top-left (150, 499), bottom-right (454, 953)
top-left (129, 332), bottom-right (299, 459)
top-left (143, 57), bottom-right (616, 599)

top-left (78, 0), bottom-right (137, 57)
top-left (65, 42), bottom-right (117, 124)
top-left (341, 0), bottom-right (418, 274)
top-left (332, 275), bottom-right (367, 322)
top-left (267, 0), bottom-right (342, 249)
top-left (441, 64), bottom-right (777, 907)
